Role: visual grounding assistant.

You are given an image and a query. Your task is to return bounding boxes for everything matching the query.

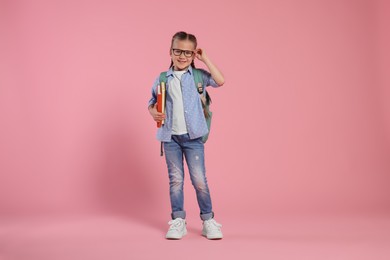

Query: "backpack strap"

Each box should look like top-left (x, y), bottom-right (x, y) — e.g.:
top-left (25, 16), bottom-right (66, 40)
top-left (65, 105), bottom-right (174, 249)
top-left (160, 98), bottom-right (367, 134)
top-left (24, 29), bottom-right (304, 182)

top-left (159, 72), bottom-right (168, 85)
top-left (193, 68), bottom-right (213, 143)
top-left (192, 68), bottom-right (204, 95)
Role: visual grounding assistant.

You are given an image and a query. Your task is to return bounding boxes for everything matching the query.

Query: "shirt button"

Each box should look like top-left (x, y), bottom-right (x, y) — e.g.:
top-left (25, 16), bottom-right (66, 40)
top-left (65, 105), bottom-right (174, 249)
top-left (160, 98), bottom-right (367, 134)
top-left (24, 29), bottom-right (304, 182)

top-left (185, 110), bottom-right (187, 113)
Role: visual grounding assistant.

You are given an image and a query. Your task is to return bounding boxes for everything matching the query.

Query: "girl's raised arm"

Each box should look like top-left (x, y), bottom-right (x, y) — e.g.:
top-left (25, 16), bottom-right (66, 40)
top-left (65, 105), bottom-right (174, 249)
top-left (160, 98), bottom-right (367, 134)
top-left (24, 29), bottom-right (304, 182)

top-left (195, 48), bottom-right (225, 86)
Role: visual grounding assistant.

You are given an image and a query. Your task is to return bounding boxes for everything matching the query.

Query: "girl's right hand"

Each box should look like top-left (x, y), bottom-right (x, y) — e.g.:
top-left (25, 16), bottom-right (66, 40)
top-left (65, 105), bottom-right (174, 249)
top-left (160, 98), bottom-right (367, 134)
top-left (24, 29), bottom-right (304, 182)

top-left (149, 104), bottom-right (166, 122)
top-left (195, 48), bottom-right (208, 62)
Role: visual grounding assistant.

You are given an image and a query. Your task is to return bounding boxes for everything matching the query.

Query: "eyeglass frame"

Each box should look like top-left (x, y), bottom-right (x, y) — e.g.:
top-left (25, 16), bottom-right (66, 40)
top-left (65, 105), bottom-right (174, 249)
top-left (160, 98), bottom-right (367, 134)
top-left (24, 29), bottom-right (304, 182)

top-left (171, 48), bottom-right (195, 58)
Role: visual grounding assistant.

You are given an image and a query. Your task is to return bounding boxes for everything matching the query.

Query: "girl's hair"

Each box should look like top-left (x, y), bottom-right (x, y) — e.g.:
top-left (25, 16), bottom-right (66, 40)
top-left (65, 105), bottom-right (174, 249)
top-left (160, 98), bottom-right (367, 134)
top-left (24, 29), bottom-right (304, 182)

top-left (169, 31), bottom-right (197, 68)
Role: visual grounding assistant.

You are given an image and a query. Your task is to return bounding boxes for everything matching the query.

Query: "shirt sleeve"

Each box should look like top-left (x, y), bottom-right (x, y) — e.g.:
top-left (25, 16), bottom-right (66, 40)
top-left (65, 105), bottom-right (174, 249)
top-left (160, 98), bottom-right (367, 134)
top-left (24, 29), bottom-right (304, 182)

top-left (148, 76), bottom-right (160, 108)
top-left (199, 68), bottom-right (220, 88)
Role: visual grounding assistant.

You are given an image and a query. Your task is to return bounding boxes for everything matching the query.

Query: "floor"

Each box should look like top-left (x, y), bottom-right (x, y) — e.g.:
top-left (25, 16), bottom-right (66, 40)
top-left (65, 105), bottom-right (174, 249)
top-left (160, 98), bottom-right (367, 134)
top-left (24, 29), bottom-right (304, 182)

top-left (1, 213), bottom-right (390, 260)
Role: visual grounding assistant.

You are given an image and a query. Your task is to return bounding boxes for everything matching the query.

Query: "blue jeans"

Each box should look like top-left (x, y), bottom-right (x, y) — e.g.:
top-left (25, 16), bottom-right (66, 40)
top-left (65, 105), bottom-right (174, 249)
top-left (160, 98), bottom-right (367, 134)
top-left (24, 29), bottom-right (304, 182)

top-left (163, 134), bottom-right (214, 221)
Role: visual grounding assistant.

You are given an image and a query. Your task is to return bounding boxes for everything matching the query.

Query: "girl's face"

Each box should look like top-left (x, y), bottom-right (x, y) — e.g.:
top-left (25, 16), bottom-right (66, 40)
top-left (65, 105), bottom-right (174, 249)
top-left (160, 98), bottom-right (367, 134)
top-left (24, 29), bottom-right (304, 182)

top-left (170, 39), bottom-right (195, 71)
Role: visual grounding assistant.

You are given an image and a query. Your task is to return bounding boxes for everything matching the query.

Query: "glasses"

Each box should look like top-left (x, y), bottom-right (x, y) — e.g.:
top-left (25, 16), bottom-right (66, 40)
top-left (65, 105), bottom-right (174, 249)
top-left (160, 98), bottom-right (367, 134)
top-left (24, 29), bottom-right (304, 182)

top-left (171, 48), bottom-right (194, 57)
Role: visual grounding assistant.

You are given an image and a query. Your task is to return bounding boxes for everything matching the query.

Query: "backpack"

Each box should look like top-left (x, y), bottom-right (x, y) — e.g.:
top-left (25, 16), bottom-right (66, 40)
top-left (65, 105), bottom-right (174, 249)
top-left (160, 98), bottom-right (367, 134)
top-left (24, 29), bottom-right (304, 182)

top-left (159, 68), bottom-right (212, 149)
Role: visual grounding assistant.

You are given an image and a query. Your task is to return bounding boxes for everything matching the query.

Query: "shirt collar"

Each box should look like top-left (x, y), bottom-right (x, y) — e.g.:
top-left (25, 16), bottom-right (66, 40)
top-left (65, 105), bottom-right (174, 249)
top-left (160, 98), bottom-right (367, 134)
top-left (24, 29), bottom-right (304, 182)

top-left (166, 65), bottom-right (193, 77)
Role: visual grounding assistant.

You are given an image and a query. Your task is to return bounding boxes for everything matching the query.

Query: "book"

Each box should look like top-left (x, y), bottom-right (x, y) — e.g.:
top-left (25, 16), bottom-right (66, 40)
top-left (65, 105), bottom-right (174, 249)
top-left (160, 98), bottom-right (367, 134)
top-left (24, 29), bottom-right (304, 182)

top-left (156, 82), bottom-right (166, 128)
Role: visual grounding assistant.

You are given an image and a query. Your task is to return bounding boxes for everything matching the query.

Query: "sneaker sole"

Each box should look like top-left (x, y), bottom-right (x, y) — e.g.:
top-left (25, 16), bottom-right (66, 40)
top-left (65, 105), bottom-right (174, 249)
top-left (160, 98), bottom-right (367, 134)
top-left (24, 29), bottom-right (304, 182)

top-left (202, 232), bottom-right (223, 240)
top-left (166, 229), bottom-right (187, 240)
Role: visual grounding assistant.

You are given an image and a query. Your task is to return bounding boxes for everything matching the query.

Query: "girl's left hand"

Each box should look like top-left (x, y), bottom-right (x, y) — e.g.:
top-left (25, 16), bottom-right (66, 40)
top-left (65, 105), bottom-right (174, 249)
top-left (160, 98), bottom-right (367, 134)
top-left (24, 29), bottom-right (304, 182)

top-left (195, 48), bottom-right (208, 62)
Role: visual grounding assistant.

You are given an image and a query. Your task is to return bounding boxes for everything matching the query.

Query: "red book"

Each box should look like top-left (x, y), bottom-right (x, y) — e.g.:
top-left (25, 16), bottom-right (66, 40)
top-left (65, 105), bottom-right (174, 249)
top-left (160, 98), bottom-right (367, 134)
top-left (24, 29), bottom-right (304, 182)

top-left (156, 82), bottom-right (166, 128)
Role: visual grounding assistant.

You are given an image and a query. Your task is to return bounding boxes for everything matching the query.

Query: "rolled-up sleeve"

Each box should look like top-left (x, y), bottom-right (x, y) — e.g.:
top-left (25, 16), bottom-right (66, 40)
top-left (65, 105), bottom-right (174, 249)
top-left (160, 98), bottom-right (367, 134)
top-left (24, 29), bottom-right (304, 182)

top-left (200, 69), bottom-right (220, 88)
top-left (148, 77), bottom-right (160, 108)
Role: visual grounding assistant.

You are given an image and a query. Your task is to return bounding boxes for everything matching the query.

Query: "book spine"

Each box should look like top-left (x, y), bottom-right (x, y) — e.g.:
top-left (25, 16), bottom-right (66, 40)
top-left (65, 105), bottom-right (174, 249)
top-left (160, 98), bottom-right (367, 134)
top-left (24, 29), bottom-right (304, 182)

top-left (161, 82), bottom-right (165, 126)
top-left (157, 84), bottom-right (162, 128)
top-left (156, 82), bottom-right (166, 128)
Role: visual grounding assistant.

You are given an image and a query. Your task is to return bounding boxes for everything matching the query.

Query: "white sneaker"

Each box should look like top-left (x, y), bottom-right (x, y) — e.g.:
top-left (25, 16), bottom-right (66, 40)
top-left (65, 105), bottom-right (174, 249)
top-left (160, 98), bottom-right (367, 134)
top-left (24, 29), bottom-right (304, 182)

top-left (202, 218), bottom-right (223, 239)
top-left (166, 218), bottom-right (187, 239)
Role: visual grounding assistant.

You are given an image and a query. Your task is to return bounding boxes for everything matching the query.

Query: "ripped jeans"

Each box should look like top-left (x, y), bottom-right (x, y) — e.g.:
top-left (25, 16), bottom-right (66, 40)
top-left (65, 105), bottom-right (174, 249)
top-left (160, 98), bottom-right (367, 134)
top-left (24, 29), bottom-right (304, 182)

top-left (163, 134), bottom-right (214, 221)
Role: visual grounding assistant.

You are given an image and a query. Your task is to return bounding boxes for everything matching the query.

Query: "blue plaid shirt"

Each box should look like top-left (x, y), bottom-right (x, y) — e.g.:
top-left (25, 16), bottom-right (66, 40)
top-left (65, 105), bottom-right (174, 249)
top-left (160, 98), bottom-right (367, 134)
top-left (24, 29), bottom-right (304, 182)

top-left (148, 66), bottom-right (220, 142)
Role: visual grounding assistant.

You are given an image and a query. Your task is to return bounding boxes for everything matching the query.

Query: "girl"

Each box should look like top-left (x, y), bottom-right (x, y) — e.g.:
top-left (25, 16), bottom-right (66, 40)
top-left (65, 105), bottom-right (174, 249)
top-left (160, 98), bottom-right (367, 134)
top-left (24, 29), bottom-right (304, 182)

top-left (148, 31), bottom-right (224, 240)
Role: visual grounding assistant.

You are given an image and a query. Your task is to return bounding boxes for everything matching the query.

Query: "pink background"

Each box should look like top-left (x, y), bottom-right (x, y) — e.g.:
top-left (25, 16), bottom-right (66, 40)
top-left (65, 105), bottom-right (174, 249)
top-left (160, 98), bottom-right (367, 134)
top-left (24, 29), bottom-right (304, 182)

top-left (1, 0), bottom-right (390, 259)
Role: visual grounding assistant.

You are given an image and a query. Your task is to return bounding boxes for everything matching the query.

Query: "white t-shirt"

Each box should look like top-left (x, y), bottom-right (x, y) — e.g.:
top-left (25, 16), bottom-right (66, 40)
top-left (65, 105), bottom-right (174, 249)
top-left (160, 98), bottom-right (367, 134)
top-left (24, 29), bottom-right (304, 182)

top-left (170, 70), bottom-right (188, 135)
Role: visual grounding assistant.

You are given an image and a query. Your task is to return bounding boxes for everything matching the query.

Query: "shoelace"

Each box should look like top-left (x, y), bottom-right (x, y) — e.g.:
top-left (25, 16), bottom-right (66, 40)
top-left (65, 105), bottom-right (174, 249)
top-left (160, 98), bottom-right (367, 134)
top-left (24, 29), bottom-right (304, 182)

top-left (168, 218), bottom-right (184, 231)
top-left (204, 219), bottom-right (222, 230)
